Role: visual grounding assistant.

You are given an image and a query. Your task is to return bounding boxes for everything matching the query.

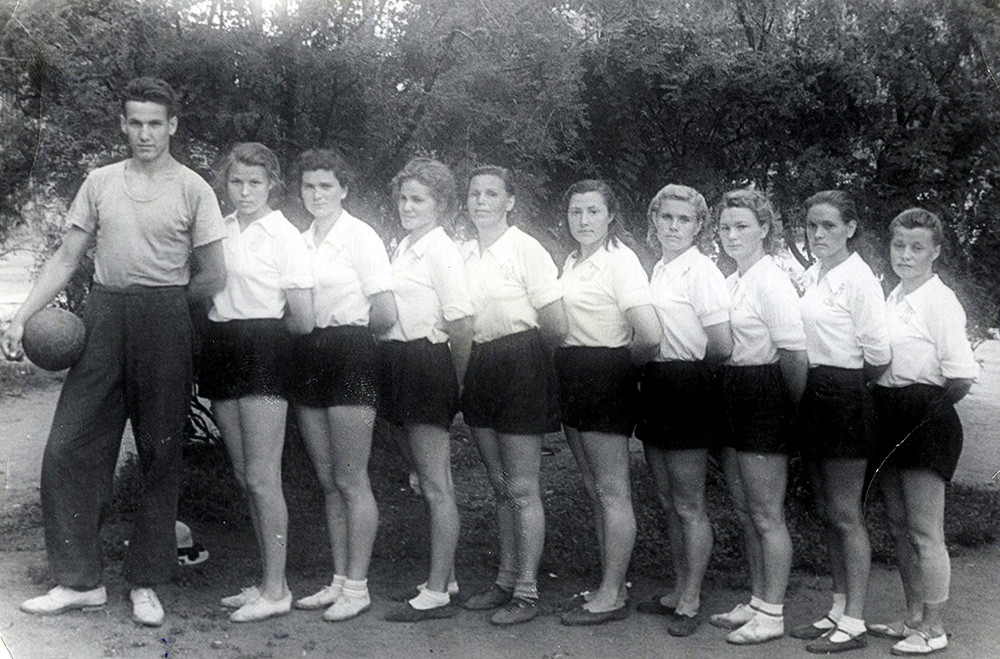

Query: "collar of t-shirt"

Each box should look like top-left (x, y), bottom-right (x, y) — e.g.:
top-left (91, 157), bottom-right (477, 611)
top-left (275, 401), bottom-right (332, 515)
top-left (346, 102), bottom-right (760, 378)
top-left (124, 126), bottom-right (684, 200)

top-left (564, 243), bottom-right (611, 273)
top-left (888, 274), bottom-right (943, 313)
top-left (804, 251), bottom-right (863, 292)
top-left (306, 211), bottom-right (358, 251)
top-left (654, 245), bottom-right (701, 280)
top-left (396, 225), bottom-right (445, 261)
top-left (225, 210), bottom-right (285, 238)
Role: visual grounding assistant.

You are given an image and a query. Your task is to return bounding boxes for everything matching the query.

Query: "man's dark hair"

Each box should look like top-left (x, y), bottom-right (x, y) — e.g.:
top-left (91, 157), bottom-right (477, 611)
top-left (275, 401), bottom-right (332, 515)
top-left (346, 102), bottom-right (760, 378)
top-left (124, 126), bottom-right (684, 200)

top-left (121, 77), bottom-right (178, 118)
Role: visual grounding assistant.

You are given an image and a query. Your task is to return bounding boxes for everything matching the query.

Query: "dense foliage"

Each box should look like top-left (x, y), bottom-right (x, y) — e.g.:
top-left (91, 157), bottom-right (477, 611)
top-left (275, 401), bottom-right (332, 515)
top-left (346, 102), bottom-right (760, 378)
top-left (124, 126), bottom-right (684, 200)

top-left (1, 0), bottom-right (999, 328)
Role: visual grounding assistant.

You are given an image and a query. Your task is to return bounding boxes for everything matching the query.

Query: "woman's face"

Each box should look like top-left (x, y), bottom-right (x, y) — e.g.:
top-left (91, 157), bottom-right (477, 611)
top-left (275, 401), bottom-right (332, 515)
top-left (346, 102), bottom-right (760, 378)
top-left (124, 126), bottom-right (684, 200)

top-left (806, 203), bottom-right (854, 262)
top-left (227, 162), bottom-right (273, 221)
top-left (719, 206), bottom-right (767, 263)
top-left (567, 191), bottom-right (612, 252)
top-left (890, 226), bottom-right (940, 283)
top-left (301, 169), bottom-right (347, 220)
top-left (398, 179), bottom-right (439, 238)
top-left (467, 174), bottom-right (514, 232)
top-left (653, 199), bottom-right (701, 256)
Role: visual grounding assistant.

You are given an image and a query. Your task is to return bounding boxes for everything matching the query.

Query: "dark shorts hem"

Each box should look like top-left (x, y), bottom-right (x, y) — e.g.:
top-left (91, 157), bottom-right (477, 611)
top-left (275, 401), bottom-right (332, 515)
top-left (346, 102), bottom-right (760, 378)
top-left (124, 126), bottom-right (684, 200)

top-left (635, 360), bottom-right (720, 450)
top-left (801, 366), bottom-right (877, 460)
top-left (287, 326), bottom-right (378, 408)
top-left (872, 384), bottom-right (963, 482)
top-left (198, 319), bottom-right (292, 400)
top-left (377, 339), bottom-right (459, 429)
top-left (554, 346), bottom-right (636, 437)
top-left (721, 363), bottom-right (796, 454)
top-left (461, 329), bottom-right (561, 435)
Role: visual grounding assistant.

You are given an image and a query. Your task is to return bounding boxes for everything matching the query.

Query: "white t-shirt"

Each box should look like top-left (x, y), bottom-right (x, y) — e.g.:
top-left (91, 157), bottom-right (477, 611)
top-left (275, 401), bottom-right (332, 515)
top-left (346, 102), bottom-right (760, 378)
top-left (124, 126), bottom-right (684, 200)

top-left (209, 211), bottom-right (313, 322)
top-left (877, 275), bottom-right (979, 388)
top-left (382, 226), bottom-right (473, 343)
top-left (559, 242), bottom-right (651, 348)
top-left (650, 246), bottom-right (731, 361)
top-left (462, 226), bottom-right (562, 343)
top-left (800, 251), bottom-right (890, 369)
top-left (726, 255), bottom-right (806, 366)
top-left (304, 211), bottom-right (393, 329)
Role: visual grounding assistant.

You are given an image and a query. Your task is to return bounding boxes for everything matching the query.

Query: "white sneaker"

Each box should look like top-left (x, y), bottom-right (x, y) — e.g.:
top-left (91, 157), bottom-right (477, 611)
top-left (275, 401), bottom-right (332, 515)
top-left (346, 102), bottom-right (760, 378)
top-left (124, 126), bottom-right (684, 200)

top-left (130, 588), bottom-right (165, 627)
top-left (323, 590), bottom-right (371, 622)
top-left (221, 586), bottom-right (260, 609)
top-left (710, 602), bottom-right (755, 629)
top-left (20, 586), bottom-right (107, 615)
top-left (294, 582), bottom-right (341, 610)
top-left (727, 613), bottom-right (784, 645)
top-left (230, 592), bottom-right (293, 623)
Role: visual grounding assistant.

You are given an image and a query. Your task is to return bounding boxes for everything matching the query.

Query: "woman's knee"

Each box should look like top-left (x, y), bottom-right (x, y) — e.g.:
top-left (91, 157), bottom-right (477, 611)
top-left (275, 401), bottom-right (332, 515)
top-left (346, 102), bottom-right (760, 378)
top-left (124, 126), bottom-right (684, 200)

top-left (419, 475), bottom-right (457, 508)
top-left (748, 504), bottom-right (787, 536)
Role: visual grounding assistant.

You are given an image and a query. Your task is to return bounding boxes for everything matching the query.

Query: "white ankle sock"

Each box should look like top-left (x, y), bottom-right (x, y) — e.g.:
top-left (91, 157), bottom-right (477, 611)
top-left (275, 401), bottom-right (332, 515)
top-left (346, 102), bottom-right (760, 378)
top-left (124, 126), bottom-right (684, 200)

top-left (343, 578), bottom-right (368, 597)
top-left (755, 600), bottom-right (783, 617)
top-left (829, 592), bottom-right (846, 620)
top-left (409, 588), bottom-right (450, 610)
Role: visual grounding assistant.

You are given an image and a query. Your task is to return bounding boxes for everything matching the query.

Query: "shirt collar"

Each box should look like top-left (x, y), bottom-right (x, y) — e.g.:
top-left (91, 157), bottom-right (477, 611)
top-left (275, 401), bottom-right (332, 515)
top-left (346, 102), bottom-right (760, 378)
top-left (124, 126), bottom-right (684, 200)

top-left (805, 251), bottom-right (862, 290)
top-left (892, 274), bottom-right (942, 313)
top-left (565, 243), bottom-right (611, 271)
top-left (225, 210), bottom-right (284, 237)
top-left (307, 210), bottom-right (355, 249)
top-left (654, 245), bottom-right (701, 277)
top-left (404, 225), bottom-right (446, 258)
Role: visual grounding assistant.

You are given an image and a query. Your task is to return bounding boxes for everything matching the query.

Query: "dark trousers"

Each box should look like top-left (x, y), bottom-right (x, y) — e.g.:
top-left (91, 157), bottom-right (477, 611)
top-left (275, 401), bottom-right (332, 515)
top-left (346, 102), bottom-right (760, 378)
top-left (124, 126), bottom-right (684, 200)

top-left (41, 285), bottom-right (193, 588)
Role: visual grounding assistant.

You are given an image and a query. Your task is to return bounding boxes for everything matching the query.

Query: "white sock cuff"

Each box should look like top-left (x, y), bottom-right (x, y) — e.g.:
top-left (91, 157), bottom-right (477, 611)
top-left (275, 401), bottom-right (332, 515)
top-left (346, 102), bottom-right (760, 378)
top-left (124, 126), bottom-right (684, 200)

top-left (755, 600), bottom-right (783, 617)
top-left (343, 578), bottom-right (368, 593)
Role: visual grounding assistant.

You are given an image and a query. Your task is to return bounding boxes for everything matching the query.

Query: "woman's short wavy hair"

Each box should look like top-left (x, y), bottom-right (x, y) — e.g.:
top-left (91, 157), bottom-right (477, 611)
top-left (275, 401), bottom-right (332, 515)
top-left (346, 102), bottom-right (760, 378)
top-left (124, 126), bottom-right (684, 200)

top-left (889, 207), bottom-right (944, 246)
top-left (217, 142), bottom-right (285, 203)
top-left (716, 187), bottom-right (783, 255)
top-left (645, 184), bottom-right (711, 251)
top-left (390, 157), bottom-right (459, 228)
top-left (294, 148), bottom-right (356, 195)
top-left (468, 165), bottom-right (516, 197)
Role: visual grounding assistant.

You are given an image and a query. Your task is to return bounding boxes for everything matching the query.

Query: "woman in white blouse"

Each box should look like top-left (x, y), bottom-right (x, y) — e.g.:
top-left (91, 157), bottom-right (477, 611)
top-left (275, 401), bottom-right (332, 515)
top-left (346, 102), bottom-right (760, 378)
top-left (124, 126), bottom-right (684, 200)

top-left (555, 180), bottom-right (660, 626)
top-left (710, 188), bottom-right (808, 645)
top-left (791, 190), bottom-right (890, 653)
top-left (379, 158), bottom-right (473, 622)
top-left (635, 184), bottom-right (732, 637)
top-left (460, 165), bottom-right (567, 626)
top-left (288, 149), bottom-right (397, 623)
top-left (205, 143), bottom-right (314, 623)
top-left (867, 209), bottom-right (978, 656)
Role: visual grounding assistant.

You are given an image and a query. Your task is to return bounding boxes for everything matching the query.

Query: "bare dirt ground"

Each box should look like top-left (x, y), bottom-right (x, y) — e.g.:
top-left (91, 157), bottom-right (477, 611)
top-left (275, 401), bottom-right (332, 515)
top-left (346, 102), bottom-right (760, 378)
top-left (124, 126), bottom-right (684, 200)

top-left (2, 237), bottom-right (999, 658)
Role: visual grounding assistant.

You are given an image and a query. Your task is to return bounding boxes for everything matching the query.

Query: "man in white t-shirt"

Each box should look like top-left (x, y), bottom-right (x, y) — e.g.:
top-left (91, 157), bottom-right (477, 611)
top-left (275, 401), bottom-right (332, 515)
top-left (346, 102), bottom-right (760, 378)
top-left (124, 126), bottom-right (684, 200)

top-left (1, 77), bottom-right (226, 628)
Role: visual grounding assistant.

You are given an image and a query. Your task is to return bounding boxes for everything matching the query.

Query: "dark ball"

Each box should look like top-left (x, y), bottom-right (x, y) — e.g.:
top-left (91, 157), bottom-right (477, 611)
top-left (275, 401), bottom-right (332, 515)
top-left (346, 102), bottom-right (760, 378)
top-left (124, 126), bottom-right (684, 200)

top-left (22, 308), bottom-right (87, 371)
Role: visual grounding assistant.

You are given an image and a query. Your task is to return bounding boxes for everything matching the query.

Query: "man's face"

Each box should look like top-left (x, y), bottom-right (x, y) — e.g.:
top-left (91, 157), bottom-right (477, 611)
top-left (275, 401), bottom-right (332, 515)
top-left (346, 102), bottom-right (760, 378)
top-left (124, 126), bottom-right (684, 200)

top-left (120, 101), bottom-right (177, 163)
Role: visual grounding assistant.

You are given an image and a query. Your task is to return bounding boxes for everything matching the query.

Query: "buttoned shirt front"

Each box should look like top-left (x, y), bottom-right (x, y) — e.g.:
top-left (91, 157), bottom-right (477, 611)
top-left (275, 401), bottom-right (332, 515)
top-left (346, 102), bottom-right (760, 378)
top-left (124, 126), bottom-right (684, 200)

top-left (304, 211), bottom-right (393, 329)
top-left (382, 226), bottom-right (473, 343)
top-left (463, 226), bottom-right (562, 343)
top-left (877, 275), bottom-right (979, 388)
top-left (210, 210), bottom-right (313, 322)
top-left (800, 252), bottom-right (890, 369)
top-left (559, 242), bottom-right (651, 348)
top-left (726, 255), bottom-right (806, 366)
top-left (650, 246), bottom-right (731, 361)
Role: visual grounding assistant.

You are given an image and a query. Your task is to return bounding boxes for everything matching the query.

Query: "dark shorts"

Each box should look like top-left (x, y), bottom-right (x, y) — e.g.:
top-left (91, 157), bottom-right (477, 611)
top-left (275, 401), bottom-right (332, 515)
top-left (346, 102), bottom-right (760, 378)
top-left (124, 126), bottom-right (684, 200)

top-left (287, 325), bottom-right (378, 408)
top-left (801, 366), bottom-right (877, 460)
top-left (554, 346), bottom-right (636, 437)
top-left (721, 363), bottom-right (796, 454)
top-left (198, 318), bottom-right (292, 400)
top-left (636, 360), bottom-right (719, 450)
top-left (461, 329), bottom-right (561, 435)
top-left (872, 384), bottom-right (963, 482)
top-left (378, 339), bottom-right (460, 429)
